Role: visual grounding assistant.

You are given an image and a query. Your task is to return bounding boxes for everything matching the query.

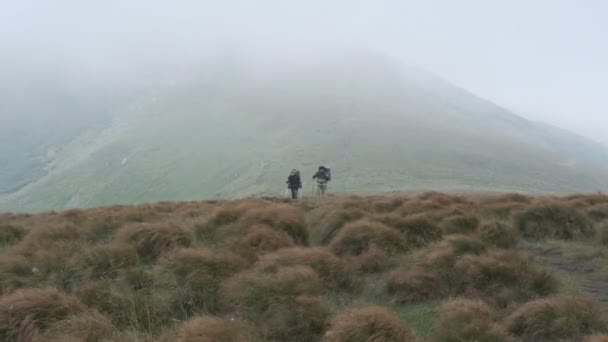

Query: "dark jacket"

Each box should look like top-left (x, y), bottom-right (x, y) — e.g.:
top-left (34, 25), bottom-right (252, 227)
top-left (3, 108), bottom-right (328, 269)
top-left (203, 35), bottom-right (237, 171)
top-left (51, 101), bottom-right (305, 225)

top-left (287, 173), bottom-right (302, 189)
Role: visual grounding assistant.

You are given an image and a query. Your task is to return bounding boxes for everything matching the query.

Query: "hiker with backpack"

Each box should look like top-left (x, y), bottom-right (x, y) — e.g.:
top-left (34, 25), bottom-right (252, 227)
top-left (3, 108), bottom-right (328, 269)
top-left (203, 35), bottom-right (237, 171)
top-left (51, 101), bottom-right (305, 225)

top-left (312, 166), bottom-right (331, 196)
top-left (286, 169), bottom-right (302, 199)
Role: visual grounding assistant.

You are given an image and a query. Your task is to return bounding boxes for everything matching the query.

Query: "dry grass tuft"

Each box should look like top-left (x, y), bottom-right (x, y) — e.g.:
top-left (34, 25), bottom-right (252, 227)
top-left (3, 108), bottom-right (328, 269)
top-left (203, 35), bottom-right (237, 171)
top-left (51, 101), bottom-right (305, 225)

top-left (116, 223), bottom-right (191, 260)
top-left (323, 306), bottom-right (417, 342)
top-left (506, 296), bottom-right (608, 340)
top-left (32, 309), bottom-right (115, 342)
top-left (221, 266), bottom-right (322, 315)
top-left (226, 224), bottom-right (295, 259)
top-left (478, 221), bottom-right (519, 248)
top-left (329, 220), bottom-right (408, 256)
top-left (586, 335), bottom-right (608, 342)
top-left (173, 315), bottom-right (260, 342)
top-left (515, 202), bottom-right (595, 240)
top-left (0, 288), bottom-right (84, 341)
top-left (259, 295), bottom-right (330, 342)
top-left (79, 243), bottom-right (139, 279)
top-left (241, 204), bottom-right (309, 245)
top-left (255, 247), bottom-right (351, 290)
top-left (587, 204), bottom-right (608, 223)
top-left (162, 247), bottom-right (247, 313)
top-left (432, 299), bottom-right (514, 342)
top-left (440, 214), bottom-right (480, 235)
top-left (387, 240), bottom-right (556, 306)
top-left (375, 214), bottom-right (442, 248)
top-left (310, 208), bottom-right (367, 245)
top-left (0, 224), bottom-right (27, 247)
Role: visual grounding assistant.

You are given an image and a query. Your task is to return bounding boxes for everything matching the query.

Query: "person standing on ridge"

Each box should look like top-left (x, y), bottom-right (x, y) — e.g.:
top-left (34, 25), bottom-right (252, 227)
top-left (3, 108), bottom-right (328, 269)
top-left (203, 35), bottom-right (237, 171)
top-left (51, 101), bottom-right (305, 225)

top-left (286, 169), bottom-right (302, 199)
top-left (313, 166), bottom-right (331, 196)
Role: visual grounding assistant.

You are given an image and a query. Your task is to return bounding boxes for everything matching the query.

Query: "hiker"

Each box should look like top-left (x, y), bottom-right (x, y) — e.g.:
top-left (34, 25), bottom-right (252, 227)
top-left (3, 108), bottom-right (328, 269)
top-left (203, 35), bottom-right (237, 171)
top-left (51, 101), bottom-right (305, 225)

top-left (312, 166), bottom-right (331, 196)
top-left (286, 169), bottom-right (302, 199)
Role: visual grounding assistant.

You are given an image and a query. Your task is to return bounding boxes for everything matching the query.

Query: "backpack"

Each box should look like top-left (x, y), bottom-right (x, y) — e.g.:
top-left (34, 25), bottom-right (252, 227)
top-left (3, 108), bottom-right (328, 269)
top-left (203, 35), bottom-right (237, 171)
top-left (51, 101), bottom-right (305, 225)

top-left (319, 166), bottom-right (331, 181)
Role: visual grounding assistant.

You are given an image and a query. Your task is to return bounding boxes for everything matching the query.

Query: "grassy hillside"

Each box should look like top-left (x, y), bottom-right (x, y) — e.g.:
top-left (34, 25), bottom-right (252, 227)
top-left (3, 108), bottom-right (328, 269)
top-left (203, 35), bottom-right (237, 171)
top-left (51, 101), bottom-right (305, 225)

top-left (1, 192), bottom-right (608, 341)
top-left (2, 56), bottom-right (608, 212)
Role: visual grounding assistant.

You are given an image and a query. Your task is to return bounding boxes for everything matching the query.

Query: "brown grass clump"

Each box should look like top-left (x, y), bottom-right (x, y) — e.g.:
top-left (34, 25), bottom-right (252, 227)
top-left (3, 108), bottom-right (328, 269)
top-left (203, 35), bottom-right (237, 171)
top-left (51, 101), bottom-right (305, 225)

top-left (162, 247), bottom-right (247, 313)
top-left (260, 295), bottom-right (330, 342)
top-left (115, 223), bottom-right (191, 260)
top-left (0, 288), bottom-right (84, 341)
top-left (506, 296), bottom-right (608, 340)
top-left (515, 202), bottom-right (595, 240)
top-left (310, 208), bottom-right (367, 245)
top-left (432, 299), bottom-right (513, 342)
top-left (372, 196), bottom-right (406, 213)
top-left (0, 255), bottom-right (35, 294)
top-left (599, 222), bottom-right (608, 246)
top-left (588, 204), bottom-right (608, 223)
top-left (254, 247), bottom-right (351, 290)
top-left (221, 266), bottom-right (323, 316)
top-left (323, 306), bottom-right (417, 342)
top-left (241, 204), bottom-right (309, 245)
top-left (173, 315), bottom-right (260, 342)
top-left (440, 214), bottom-right (480, 234)
top-left (225, 224), bottom-right (295, 259)
top-left (478, 221), bottom-right (519, 248)
top-left (75, 279), bottom-right (174, 332)
top-left (0, 224), bottom-right (26, 247)
top-left (387, 239), bottom-right (556, 306)
top-left (79, 243), bottom-right (139, 279)
top-left (375, 214), bottom-right (442, 247)
top-left (221, 266), bottom-right (328, 341)
top-left (586, 335), bottom-right (608, 342)
top-left (329, 220), bottom-right (408, 256)
top-left (32, 309), bottom-right (114, 342)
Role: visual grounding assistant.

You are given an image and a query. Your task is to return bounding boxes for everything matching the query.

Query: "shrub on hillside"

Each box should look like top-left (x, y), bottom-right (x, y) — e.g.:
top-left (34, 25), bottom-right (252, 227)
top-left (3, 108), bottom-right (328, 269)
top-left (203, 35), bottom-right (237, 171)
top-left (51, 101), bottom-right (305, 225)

top-left (0, 255), bottom-right (35, 294)
top-left (0, 288), bottom-right (84, 341)
top-left (173, 315), bottom-right (260, 342)
top-left (480, 201), bottom-right (527, 220)
top-left (329, 220), bottom-right (408, 256)
top-left (76, 279), bottom-right (173, 332)
top-left (323, 306), bottom-right (417, 342)
top-left (115, 223), bottom-right (191, 260)
top-left (0, 224), bottom-right (26, 247)
top-left (241, 204), bottom-right (308, 245)
top-left (566, 194), bottom-right (608, 207)
top-left (260, 295), bottom-right (330, 342)
top-left (506, 296), bottom-right (608, 340)
top-left (254, 247), bottom-right (351, 290)
top-left (375, 214), bottom-right (443, 247)
top-left (32, 309), bottom-right (114, 342)
top-left (440, 214), bottom-right (480, 234)
top-left (79, 243), bottom-right (139, 279)
top-left (221, 266), bottom-right (322, 319)
top-left (26, 223), bottom-right (82, 242)
top-left (372, 197), bottom-right (406, 213)
top-left (515, 202), bottom-right (594, 240)
top-left (478, 221), bottom-right (519, 248)
top-left (432, 299), bottom-right (513, 342)
top-left (226, 224), bottom-right (295, 259)
top-left (387, 239), bottom-right (556, 306)
top-left (599, 222), bottom-right (608, 246)
top-left (161, 248), bottom-right (247, 313)
top-left (314, 208), bottom-right (367, 245)
top-left (588, 204), bottom-right (608, 223)
top-left (193, 201), bottom-right (257, 243)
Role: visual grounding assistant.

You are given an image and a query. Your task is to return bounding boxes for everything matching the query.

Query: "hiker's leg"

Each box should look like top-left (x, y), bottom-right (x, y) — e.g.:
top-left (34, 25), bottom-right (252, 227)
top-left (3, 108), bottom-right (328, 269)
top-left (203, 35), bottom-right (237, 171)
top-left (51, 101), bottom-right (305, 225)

top-left (291, 189), bottom-right (297, 199)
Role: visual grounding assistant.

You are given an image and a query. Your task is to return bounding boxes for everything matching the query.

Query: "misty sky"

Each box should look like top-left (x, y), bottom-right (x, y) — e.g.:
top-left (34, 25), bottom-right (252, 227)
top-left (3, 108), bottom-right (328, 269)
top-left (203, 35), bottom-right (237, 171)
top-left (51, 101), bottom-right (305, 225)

top-left (1, 0), bottom-right (606, 144)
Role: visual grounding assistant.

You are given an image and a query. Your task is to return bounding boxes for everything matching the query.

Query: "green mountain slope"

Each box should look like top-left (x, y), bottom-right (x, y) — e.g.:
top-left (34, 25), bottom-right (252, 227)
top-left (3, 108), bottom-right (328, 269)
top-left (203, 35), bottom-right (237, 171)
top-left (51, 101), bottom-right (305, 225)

top-left (1, 55), bottom-right (607, 212)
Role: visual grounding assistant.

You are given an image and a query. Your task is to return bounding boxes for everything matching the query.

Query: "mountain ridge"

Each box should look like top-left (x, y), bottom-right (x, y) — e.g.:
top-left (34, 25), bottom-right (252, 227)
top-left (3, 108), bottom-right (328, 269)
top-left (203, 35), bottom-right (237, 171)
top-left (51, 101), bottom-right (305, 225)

top-left (1, 54), bottom-right (607, 212)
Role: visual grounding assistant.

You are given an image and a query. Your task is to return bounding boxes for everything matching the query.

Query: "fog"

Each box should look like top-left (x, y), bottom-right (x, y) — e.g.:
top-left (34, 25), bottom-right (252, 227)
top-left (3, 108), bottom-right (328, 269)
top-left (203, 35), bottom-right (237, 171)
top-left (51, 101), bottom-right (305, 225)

top-left (1, 0), bottom-right (606, 144)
